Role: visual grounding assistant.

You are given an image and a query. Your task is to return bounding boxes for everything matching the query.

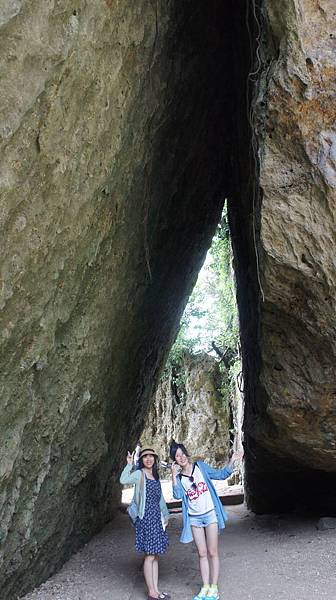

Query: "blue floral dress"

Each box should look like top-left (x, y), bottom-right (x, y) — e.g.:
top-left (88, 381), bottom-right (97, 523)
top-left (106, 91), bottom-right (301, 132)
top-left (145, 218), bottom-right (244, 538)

top-left (135, 476), bottom-right (169, 555)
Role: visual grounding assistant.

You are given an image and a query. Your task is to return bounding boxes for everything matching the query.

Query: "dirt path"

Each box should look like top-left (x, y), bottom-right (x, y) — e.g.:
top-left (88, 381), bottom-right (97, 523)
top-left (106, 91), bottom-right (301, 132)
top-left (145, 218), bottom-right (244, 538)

top-left (22, 504), bottom-right (336, 600)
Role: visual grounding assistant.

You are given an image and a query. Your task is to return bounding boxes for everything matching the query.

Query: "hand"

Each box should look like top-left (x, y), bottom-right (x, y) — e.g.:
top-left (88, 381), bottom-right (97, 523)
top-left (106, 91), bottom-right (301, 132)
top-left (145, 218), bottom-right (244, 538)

top-left (126, 451), bottom-right (133, 465)
top-left (171, 461), bottom-right (180, 477)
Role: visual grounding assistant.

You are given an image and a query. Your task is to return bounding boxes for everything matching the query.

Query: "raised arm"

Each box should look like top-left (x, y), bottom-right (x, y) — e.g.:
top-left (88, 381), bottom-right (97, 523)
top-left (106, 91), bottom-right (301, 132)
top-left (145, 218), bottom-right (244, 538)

top-left (119, 451), bottom-right (140, 485)
top-left (200, 450), bottom-right (243, 481)
top-left (202, 462), bottom-right (233, 480)
top-left (171, 461), bottom-right (184, 499)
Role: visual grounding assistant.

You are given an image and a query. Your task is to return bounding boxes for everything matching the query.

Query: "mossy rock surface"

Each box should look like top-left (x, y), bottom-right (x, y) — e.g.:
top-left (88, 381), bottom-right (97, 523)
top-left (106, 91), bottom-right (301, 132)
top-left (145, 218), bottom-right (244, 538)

top-left (143, 352), bottom-right (231, 466)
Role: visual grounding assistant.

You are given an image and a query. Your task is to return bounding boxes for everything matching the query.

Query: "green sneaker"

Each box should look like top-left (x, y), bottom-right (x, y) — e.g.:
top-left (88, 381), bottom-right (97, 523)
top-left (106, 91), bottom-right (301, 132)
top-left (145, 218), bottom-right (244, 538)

top-left (206, 587), bottom-right (219, 600)
top-left (193, 587), bottom-right (210, 600)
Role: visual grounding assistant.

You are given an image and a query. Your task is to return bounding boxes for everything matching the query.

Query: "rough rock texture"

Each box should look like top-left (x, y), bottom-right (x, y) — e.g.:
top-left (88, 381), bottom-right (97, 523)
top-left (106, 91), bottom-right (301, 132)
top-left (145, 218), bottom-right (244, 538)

top-left (0, 2), bottom-right (238, 598)
top-left (1, 0), bottom-right (335, 595)
top-left (142, 353), bottom-right (231, 466)
top-left (229, 0), bottom-right (336, 513)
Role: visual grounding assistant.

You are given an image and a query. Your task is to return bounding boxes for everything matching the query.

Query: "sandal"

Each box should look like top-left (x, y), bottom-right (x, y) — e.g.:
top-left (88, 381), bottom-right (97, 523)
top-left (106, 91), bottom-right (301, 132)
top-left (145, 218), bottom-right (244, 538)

top-left (159, 594), bottom-right (171, 600)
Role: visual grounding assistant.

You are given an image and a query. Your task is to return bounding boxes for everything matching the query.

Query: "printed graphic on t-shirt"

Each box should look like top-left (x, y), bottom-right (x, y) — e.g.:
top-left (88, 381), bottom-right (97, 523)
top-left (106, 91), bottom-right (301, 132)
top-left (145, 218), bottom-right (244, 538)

top-left (180, 464), bottom-right (214, 515)
top-left (186, 480), bottom-right (209, 502)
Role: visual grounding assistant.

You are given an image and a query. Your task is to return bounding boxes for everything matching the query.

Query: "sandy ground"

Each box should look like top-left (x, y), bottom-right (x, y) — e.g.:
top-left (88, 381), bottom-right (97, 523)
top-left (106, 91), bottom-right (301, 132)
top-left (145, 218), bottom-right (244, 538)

top-left (22, 502), bottom-right (336, 600)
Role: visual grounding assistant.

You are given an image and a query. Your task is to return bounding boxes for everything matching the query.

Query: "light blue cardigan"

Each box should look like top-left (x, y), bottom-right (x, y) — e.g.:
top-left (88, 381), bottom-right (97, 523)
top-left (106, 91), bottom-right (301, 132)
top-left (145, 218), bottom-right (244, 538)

top-left (120, 464), bottom-right (170, 522)
top-left (172, 460), bottom-right (234, 543)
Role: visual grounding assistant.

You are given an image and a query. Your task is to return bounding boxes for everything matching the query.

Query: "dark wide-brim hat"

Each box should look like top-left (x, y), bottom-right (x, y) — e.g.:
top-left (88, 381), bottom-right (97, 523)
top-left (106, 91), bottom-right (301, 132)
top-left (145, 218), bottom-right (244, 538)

top-left (139, 447), bottom-right (158, 460)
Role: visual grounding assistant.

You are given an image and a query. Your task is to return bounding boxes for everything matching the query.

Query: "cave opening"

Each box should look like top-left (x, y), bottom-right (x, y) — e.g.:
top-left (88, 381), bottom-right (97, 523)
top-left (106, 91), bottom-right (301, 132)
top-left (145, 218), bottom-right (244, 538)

top-left (140, 204), bottom-right (245, 496)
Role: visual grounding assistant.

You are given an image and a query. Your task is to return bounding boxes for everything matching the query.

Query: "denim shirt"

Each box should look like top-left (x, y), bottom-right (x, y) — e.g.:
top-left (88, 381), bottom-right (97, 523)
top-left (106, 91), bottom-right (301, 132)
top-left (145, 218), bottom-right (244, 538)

top-left (172, 460), bottom-right (234, 543)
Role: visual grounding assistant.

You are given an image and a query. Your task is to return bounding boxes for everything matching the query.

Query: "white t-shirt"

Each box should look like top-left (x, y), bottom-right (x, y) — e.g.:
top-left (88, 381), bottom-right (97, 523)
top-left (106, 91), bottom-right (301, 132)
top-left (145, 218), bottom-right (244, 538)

top-left (180, 464), bottom-right (214, 516)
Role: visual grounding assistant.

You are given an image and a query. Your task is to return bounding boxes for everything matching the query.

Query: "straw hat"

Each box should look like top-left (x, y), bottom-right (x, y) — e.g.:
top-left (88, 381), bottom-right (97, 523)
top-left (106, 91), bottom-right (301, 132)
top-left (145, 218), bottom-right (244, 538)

top-left (139, 447), bottom-right (158, 460)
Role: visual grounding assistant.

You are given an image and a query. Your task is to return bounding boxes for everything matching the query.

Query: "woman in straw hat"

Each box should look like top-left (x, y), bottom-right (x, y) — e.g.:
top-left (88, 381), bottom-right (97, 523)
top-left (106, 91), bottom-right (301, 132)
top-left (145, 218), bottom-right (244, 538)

top-left (120, 447), bottom-right (170, 600)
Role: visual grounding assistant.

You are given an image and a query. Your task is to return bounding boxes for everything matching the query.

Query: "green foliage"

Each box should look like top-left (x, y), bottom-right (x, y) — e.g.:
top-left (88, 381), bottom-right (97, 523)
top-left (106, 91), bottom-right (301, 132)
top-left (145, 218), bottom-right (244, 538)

top-left (209, 211), bottom-right (240, 353)
top-left (167, 205), bottom-right (239, 366)
top-left (162, 205), bottom-right (242, 436)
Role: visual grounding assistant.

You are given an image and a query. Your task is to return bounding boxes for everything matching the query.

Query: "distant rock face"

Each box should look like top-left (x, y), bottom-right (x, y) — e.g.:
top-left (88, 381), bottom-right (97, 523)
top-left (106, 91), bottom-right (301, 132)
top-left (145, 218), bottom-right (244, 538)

top-left (142, 353), bottom-right (231, 466)
top-left (0, 2), bottom-right (235, 597)
top-left (229, 0), bottom-right (336, 513)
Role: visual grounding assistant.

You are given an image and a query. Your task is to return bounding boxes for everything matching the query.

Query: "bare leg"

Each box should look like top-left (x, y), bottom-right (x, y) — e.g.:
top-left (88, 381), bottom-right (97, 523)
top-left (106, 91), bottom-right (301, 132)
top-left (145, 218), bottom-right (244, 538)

top-left (143, 555), bottom-right (158, 598)
top-left (153, 556), bottom-right (159, 595)
top-left (192, 526), bottom-right (209, 585)
top-left (205, 523), bottom-right (219, 585)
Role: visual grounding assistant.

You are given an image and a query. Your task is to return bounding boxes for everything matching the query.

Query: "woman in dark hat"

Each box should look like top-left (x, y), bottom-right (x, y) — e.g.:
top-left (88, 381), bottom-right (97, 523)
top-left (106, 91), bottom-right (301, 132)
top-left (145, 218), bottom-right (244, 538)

top-left (120, 447), bottom-right (170, 600)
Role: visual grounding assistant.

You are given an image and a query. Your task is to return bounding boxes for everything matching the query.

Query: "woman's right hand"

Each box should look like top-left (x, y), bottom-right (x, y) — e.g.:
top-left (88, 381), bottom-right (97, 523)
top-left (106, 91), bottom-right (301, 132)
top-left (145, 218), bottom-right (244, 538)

top-left (171, 461), bottom-right (180, 478)
top-left (126, 451), bottom-right (133, 465)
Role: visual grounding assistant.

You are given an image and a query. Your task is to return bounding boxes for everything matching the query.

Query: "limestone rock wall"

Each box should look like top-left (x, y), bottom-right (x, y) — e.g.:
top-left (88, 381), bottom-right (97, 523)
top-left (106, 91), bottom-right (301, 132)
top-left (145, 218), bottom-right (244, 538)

top-left (142, 353), bottom-right (231, 466)
top-left (258, 0), bottom-right (336, 466)
top-left (0, 2), bottom-right (234, 597)
top-left (229, 0), bottom-right (336, 512)
top-left (1, 0), bottom-right (335, 594)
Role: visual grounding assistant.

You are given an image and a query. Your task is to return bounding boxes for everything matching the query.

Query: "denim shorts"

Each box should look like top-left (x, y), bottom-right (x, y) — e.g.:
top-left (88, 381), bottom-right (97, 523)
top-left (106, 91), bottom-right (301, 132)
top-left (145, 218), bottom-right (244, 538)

top-left (189, 509), bottom-right (218, 528)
